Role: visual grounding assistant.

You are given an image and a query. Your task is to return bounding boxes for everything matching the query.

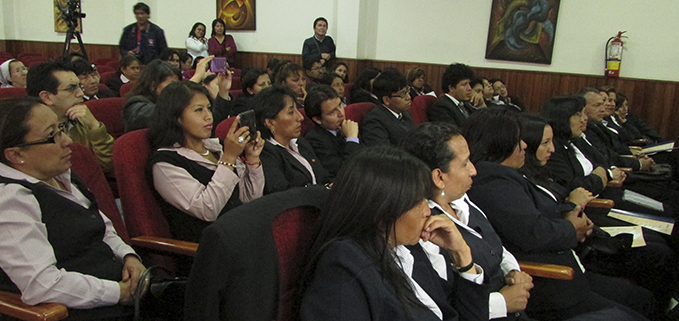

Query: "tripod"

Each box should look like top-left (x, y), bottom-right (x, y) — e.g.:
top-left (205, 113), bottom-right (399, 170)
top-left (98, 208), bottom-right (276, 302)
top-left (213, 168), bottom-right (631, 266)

top-left (63, 23), bottom-right (88, 61)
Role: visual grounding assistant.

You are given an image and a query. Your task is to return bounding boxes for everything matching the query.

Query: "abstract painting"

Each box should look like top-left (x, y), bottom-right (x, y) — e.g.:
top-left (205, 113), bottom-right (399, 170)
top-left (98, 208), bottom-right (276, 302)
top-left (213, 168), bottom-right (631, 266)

top-left (485, 0), bottom-right (560, 64)
top-left (217, 0), bottom-right (256, 31)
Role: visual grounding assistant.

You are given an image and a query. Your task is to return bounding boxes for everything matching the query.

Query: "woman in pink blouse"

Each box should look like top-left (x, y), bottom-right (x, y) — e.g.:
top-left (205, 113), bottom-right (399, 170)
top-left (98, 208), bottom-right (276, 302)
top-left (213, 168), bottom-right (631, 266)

top-left (149, 81), bottom-right (264, 242)
top-left (208, 18), bottom-right (238, 67)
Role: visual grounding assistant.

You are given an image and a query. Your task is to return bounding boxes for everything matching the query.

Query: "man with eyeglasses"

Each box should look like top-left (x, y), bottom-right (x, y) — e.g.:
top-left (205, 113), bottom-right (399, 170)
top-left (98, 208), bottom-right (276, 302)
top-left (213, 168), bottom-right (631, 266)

top-left (428, 63), bottom-right (475, 130)
top-left (360, 68), bottom-right (415, 147)
top-left (27, 61), bottom-right (114, 174)
top-left (69, 59), bottom-right (116, 101)
top-left (303, 57), bottom-right (325, 90)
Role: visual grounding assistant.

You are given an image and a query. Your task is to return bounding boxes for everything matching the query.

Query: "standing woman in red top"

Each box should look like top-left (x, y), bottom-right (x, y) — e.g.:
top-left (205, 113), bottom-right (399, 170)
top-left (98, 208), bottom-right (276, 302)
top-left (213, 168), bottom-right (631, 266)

top-left (208, 18), bottom-right (238, 68)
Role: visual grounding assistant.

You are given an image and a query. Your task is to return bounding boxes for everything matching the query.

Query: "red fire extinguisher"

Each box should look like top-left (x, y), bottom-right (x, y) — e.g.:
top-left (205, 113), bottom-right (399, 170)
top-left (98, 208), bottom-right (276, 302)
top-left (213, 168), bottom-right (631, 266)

top-left (605, 31), bottom-right (627, 77)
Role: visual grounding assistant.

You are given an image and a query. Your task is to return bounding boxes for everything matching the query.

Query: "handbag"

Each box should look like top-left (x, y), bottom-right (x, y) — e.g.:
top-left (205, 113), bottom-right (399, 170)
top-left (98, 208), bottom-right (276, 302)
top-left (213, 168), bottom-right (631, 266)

top-left (576, 226), bottom-right (634, 276)
top-left (134, 265), bottom-right (188, 321)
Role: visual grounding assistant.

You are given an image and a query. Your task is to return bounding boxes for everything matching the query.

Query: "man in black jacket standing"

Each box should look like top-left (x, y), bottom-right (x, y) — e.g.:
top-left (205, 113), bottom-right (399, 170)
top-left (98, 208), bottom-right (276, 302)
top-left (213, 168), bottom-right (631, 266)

top-left (118, 2), bottom-right (167, 65)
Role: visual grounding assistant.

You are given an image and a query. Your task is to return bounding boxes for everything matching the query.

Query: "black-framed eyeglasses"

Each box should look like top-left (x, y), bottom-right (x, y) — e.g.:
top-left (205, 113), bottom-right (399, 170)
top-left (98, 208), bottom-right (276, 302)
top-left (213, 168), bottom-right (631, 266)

top-left (15, 124), bottom-right (66, 148)
top-left (58, 83), bottom-right (85, 94)
top-left (390, 86), bottom-right (412, 99)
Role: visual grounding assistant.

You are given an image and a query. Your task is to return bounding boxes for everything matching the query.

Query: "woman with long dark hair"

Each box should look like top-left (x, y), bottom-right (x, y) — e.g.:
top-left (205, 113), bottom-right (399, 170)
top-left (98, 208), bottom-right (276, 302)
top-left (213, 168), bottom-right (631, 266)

top-left (300, 146), bottom-right (488, 321)
top-left (185, 22), bottom-right (209, 63)
top-left (465, 108), bottom-right (654, 320)
top-left (148, 81), bottom-right (264, 242)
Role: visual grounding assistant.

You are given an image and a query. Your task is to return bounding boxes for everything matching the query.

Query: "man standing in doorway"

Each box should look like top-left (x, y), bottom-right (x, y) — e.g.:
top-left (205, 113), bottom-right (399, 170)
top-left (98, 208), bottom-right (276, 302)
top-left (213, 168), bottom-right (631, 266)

top-left (118, 2), bottom-right (167, 65)
top-left (302, 17), bottom-right (336, 68)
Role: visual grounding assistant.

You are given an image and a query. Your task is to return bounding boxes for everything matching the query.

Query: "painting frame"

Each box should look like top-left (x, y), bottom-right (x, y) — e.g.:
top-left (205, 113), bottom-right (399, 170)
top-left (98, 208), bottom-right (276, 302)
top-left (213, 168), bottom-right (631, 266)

top-left (485, 0), bottom-right (560, 64)
top-left (54, 0), bottom-right (82, 33)
top-left (217, 0), bottom-right (256, 31)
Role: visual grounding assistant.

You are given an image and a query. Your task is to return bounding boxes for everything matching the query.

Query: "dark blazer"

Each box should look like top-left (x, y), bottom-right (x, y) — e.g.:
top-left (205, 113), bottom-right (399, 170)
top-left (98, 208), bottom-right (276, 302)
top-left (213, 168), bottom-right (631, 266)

top-left (626, 112), bottom-right (663, 143)
top-left (349, 88), bottom-right (379, 105)
top-left (302, 238), bottom-right (489, 321)
top-left (583, 123), bottom-right (640, 170)
top-left (544, 137), bottom-right (607, 195)
top-left (467, 161), bottom-right (591, 312)
top-left (304, 126), bottom-right (362, 179)
top-left (184, 186), bottom-right (329, 321)
top-left (260, 138), bottom-right (330, 195)
top-left (360, 104), bottom-right (415, 147)
top-left (427, 95), bottom-right (473, 129)
top-left (106, 75), bottom-right (124, 97)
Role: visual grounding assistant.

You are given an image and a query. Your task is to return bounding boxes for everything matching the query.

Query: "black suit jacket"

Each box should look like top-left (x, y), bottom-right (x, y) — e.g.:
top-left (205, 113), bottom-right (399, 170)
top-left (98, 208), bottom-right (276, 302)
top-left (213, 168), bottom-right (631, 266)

top-left (427, 95), bottom-right (472, 129)
top-left (260, 138), bottom-right (330, 195)
top-left (544, 137), bottom-right (607, 195)
top-left (360, 104), bottom-right (415, 147)
top-left (583, 123), bottom-right (640, 170)
top-left (304, 126), bottom-right (362, 179)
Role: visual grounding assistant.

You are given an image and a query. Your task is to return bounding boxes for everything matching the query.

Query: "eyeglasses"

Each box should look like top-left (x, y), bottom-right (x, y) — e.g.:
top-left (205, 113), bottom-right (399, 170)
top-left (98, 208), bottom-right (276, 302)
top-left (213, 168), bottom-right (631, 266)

top-left (15, 123), bottom-right (67, 147)
top-left (58, 83), bottom-right (85, 94)
top-left (390, 86), bottom-right (412, 99)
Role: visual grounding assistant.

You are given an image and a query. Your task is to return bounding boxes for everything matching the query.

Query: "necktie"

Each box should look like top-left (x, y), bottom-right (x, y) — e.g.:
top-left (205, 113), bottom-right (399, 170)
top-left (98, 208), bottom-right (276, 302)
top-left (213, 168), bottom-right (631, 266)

top-left (458, 102), bottom-right (469, 118)
top-left (397, 114), bottom-right (404, 123)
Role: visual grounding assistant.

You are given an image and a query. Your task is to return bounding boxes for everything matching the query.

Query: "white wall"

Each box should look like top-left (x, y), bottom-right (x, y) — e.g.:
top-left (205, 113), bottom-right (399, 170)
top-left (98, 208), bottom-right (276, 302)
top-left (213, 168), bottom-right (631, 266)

top-left (2, 0), bottom-right (678, 81)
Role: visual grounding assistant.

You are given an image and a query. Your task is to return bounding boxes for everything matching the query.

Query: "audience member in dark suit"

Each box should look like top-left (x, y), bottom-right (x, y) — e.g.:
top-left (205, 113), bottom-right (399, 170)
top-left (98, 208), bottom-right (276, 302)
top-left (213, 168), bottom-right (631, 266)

top-left (300, 146), bottom-right (489, 321)
top-left (608, 89), bottom-right (664, 143)
top-left (301, 17), bottom-right (336, 68)
top-left (69, 60), bottom-right (116, 101)
top-left (490, 78), bottom-right (524, 112)
top-left (349, 67), bottom-right (381, 104)
top-left (428, 63), bottom-right (475, 128)
top-left (464, 108), bottom-right (654, 321)
top-left (304, 85), bottom-right (361, 179)
top-left (253, 85), bottom-right (330, 194)
top-left (402, 122), bottom-right (536, 320)
top-left (360, 68), bottom-right (415, 147)
top-left (303, 56), bottom-right (324, 90)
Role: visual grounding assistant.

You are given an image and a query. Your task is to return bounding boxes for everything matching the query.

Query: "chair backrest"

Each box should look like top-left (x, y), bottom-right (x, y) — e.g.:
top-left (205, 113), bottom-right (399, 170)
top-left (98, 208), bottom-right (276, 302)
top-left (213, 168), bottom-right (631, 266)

top-left (0, 87), bottom-right (27, 99)
top-left (93, 57), bottom-right (116, 66)
top-left (298, 108), bottom-right (315, 137)
top-left (70, 143), bottom-right (130, 244)
top-left (215, 115), bottom-right (238, 141)
top-left (100, 71), bottom-right (117, 85)
top-left (112, 129), bottom-right (172, 239)
top-left (343, 82), bottom-right (353, 103)
top-left (95, 65), bottom-right (115, 74)
top-left (344, 102), bottom-right (376, 124)
top-left (229, 89), bottom-right (243, 100)
top-left (119, 82), bottom-right (135, 99)
top-left (230, 76), bottom-right (241, 90)
top-left (106, 60), bottom-right (119, 71)
top-left (84, 97), bottom-right (125, 138)
top-left (272, 206), bottom-right (321, 320)
top-left (410, 94), bottom-right (437, 124)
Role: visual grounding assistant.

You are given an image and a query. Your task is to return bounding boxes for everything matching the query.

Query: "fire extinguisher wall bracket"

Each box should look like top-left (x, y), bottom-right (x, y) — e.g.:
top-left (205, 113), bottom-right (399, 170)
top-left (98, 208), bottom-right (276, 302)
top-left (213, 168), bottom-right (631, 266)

top-left (605, 31), bottom-right (626, 78)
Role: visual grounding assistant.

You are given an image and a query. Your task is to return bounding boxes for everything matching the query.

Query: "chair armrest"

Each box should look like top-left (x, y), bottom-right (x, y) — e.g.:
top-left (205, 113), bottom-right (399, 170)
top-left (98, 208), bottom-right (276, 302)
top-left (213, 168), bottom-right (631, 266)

top-left (617, 167), bottom-right (633, 172)
top-left (518, 261), bottom-right (573, 280)
top-left (0, 291), bottom-right (68, 321)
top-left (607, 180), bottom-right (623, 187)
top-left (586, 199), bottom-right (615, 208)
top-left (131, 236), bottom-right (198, 257)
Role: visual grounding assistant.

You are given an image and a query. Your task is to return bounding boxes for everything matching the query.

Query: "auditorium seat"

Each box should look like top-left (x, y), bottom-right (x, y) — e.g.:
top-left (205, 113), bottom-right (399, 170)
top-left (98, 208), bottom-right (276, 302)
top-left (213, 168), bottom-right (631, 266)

top-left (119, 82), bottom-right (135, 98)
top-left (298, 108), bottom-right (314, 137)
top-left (410, 94), bottom-right (436, 124)
top-left (0, 87), bottom-right (27, 99)
top-left (344, 102), bottom-right (376, 124)
top-left (99, 71), bottom-right (116, 85)
top-left (215, 115), bottom-right (237, 141)
top-left (84, 97), bottom-right (125, 138)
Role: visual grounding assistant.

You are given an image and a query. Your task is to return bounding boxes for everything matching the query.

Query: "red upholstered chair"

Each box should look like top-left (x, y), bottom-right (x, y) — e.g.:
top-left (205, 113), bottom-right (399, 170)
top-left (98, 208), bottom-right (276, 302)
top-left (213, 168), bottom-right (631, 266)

top-left (93, 57), bottom-right (116, 66)
top-left (230, 76), bottom-right (241, 90)
top-left (215, 115), bottom-right (238, 141)
top-left (229, 89), bottom-right (243, 100)
top-left (229, 68), bottom-right (241, 77)
top-left (17, 53), bottom-right (44, 61)
top-left (113, 129), bottom-right (198, 271)
top-left (84, 97), bottom-right (125, 138)
top-left (106, 60), bottom-right (119, 71)
top-left (344, 102), bottom-right (376, 124)
top-left (99, 71), bottom-right (116, 85)
top-left (94, 65), bottom-right (115, 74)
top-left (0, 87), bottom-right (27, 99)
top-left (69, 143), bottom-right (130, 244)
top-left (343, 82), bottom-right (353, 103)
top-left (119, 82), bottom-right (135, 98)
top-left (298, 108), bottom-right (315, 137)
top-left (184, 186), bottom-right (328, 320)
top-left (410, 95), bottom-right (437, 124)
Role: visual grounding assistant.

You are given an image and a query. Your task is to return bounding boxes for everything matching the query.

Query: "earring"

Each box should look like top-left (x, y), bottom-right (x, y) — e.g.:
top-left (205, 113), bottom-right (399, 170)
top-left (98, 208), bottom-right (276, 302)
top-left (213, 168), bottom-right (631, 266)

top-left (440, 190), bottom-right (445, 196)
top-left (20, 160), bottom-right (24, 164)
top-left (271, 129), bottom-right (276, 135)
